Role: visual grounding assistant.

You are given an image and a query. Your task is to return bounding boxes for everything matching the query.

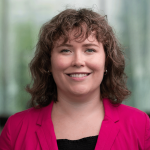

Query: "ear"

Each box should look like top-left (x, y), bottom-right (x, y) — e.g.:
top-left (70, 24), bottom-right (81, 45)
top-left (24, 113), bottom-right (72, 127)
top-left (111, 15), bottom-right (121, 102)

top-left (48, 69), bottom-right (52, 74)
top-left (104, 65), bottom-right (107, 72)
top-left (49, 64), bottom-right (52, 72)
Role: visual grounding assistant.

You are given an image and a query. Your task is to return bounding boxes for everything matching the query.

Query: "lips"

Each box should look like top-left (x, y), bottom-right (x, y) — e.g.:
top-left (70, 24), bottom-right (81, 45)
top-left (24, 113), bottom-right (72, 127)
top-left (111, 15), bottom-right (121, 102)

top-left (66, 73), bottom-right (91, 77)
top-left (68, 74), bottom-right (90, 77)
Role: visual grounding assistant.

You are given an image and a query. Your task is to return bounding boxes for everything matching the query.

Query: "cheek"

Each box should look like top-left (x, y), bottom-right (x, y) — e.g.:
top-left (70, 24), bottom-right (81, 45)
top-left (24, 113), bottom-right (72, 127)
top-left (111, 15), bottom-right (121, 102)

top-left (89, 63), bottom-right (105, 74)
top-left (88, 56), bottom-right (105, 72)
top-left (51, 56), bottom-right (70, 71)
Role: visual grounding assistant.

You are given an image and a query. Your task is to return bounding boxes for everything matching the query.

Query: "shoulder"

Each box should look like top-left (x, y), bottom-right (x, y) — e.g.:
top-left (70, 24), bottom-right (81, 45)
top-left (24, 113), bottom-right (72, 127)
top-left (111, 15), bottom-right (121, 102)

top-left (2, 106), bottom-right (45, 137)
top-left (117, 102), bottom-right (150, 138)
top-left (117, 103), bottom-right (149, 122)
top-left (0, 105), bottom-right (52, 149)
top-left (104, 98), bottom-right (149, 130)
top-left (3, 102), bottom-right (53, 132)
top-left (104, 98), bottom-right (149, 123)
top-left (0, 107), bottom-right (41, 148)
top-left (2, 107), bottom-right (43, 137)
top-left (116, 102), bottom-right (150, 148)
top-left (103, 98), bottom-right (150, 149)
top-left (7, 107), bottom-right (42, 127)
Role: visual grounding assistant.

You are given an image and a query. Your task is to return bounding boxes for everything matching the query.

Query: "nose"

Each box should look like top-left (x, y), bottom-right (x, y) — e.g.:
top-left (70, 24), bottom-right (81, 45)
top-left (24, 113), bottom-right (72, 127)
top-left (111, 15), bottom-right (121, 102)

top-left (71, 52), bottom-right (85, 68)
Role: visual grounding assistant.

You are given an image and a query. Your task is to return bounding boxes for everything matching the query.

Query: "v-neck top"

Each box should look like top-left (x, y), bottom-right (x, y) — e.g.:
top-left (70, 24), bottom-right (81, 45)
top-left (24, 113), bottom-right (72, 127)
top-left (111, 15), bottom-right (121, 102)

top-left (57, 135), bottom-right (98, 150)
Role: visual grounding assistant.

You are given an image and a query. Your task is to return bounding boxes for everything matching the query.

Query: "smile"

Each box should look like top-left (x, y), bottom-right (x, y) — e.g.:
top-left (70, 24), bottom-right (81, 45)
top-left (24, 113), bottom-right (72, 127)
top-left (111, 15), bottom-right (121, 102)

top-left (68, 73), bottom-right (90, 78)
top-left (66, 73), bottom-right (91, 81)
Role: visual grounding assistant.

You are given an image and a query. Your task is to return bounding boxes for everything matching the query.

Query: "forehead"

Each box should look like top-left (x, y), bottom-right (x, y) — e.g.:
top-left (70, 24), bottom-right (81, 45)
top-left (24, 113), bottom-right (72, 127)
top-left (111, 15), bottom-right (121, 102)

top-left (54, 29), bottom-right (98, 47)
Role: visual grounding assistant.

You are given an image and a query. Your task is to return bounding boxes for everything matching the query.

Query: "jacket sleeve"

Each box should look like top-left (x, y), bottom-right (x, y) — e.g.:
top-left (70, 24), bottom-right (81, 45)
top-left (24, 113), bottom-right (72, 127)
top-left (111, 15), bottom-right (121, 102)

top-left (0, 117), bottom-right (12, 150)
top-left (144, 113), bottom-right (150, 150)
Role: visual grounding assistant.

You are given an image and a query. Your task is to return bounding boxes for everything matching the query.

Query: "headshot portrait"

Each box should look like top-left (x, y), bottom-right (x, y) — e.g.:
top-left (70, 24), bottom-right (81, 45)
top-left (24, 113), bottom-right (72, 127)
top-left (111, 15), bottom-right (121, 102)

top-left (0, 1), bottom-right (150, 150)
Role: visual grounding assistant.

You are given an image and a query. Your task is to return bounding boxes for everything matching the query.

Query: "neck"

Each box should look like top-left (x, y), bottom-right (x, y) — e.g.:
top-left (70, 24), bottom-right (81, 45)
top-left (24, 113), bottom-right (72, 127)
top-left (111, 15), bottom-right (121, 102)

top-left (53, 88), bottom-right (104, 120)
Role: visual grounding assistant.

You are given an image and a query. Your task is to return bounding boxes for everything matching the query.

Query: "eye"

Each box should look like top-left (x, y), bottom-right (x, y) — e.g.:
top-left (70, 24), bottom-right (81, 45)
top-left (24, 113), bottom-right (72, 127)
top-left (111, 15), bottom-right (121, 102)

top-left (60, 49), bottom-right (71, 53)
top-left (86, 49), bottom-right (96, 53)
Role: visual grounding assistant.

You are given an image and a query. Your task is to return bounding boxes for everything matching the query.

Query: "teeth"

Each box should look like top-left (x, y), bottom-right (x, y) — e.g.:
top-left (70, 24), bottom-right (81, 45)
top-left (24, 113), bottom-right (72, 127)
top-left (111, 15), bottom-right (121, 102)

top-left (70, 74), bottom-right (88, 78)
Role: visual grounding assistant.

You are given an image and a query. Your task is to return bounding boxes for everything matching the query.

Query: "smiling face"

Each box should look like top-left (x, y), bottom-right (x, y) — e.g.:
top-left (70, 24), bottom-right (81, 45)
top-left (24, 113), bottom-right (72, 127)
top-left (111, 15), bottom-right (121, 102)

top-left (50, 31), bottom-right (106, 99)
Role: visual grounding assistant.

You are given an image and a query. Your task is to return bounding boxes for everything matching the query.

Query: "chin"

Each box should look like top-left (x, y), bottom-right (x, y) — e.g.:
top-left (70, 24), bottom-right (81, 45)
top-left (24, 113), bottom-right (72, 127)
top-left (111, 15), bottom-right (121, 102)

top-left (70, 88), bottom-right (89, 96)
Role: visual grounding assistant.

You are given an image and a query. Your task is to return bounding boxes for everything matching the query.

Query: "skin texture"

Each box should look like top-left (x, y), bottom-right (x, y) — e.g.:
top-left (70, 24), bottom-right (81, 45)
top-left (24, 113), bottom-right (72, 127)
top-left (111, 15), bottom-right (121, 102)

top-left (50, 31), bottom-right (105, 140)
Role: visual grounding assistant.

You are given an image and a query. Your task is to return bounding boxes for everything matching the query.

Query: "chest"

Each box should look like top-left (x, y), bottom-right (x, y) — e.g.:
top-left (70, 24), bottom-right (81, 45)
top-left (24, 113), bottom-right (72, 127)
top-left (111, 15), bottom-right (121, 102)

top-left (52, 115), bottom-right (103, 140)
top-left (12, 119), bottom-right (144, 150)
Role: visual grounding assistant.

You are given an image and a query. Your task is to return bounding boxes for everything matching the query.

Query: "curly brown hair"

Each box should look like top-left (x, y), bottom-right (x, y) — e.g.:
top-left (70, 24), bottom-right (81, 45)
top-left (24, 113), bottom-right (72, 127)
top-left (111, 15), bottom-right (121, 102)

top-left (26, 8), bottom-right (131, 107)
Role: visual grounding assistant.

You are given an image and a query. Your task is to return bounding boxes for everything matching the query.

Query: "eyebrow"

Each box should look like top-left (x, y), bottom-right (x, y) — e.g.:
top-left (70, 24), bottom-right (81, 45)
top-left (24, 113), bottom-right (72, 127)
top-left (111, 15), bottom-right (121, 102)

top-left (82, 44), bottom-right (99, 47)
top-left (56, 44), bottom-right (73, 48)
top-left (56, 43), bottom-right (99, 48)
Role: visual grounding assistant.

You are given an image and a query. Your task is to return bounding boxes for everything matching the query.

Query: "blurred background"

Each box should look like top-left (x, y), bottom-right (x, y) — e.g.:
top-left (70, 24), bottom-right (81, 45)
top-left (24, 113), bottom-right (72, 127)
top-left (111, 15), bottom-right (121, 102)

top-left (0, 0), bottom-right (150, 132)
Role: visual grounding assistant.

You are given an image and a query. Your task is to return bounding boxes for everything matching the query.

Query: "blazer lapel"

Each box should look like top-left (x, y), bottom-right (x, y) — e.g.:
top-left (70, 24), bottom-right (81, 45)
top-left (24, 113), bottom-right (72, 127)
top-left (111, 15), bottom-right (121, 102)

top-left (35, 102), bottom-right (58, 150)
top-left (36, 127), bottom-right (49, 149)
top-left (95, 98), bottom-right (120, 150)
top-left (35, 98), bottom-right (120, 150)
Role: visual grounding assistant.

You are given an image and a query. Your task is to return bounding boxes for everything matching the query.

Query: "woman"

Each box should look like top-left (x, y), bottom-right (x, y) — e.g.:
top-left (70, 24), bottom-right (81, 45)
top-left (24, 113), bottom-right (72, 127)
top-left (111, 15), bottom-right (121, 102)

top-left (0, 8), bottom-right (150, 150)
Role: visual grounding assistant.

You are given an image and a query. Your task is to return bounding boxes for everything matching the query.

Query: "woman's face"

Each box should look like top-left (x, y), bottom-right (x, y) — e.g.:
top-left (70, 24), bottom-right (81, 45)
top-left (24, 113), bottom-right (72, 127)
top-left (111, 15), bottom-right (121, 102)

top-left (50, 31), bottom-right (106, 98)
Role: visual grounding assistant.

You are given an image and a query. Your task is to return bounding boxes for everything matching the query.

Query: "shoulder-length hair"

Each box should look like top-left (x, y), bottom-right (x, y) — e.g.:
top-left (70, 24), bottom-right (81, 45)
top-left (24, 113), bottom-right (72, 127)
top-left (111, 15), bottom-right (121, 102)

top-left (26, 8), bottom-right (131, 107)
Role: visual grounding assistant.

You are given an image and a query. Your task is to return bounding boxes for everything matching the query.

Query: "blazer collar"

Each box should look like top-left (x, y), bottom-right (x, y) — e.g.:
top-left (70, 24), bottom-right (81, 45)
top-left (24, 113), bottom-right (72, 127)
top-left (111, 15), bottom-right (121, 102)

top-left (36, 101), bottom-right (58, 150)
top-left (95, 98), bottom-right (120, 150)
top-left (36, 98), bottom-right (120, 150)
top-left (36, 101), bottom-right (54, 126)
top-left (103, 98), bottom-right (120, 122)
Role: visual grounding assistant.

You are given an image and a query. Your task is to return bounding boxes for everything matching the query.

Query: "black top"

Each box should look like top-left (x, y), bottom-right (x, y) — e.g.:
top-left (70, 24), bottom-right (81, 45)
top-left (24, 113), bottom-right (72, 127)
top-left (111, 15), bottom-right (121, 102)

top-left (57, 135), bottom-right (98, 150)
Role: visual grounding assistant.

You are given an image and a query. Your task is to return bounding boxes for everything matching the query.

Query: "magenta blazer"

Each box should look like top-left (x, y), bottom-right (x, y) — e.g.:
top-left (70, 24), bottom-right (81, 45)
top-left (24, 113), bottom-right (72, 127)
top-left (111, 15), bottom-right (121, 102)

top-left (0, 98), bottom-right (150, 150)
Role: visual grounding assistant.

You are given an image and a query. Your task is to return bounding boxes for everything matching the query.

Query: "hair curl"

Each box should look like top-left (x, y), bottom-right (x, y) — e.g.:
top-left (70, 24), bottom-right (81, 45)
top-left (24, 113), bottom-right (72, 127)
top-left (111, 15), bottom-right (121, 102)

top-left (26, 8), bottom-right (131, 107)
